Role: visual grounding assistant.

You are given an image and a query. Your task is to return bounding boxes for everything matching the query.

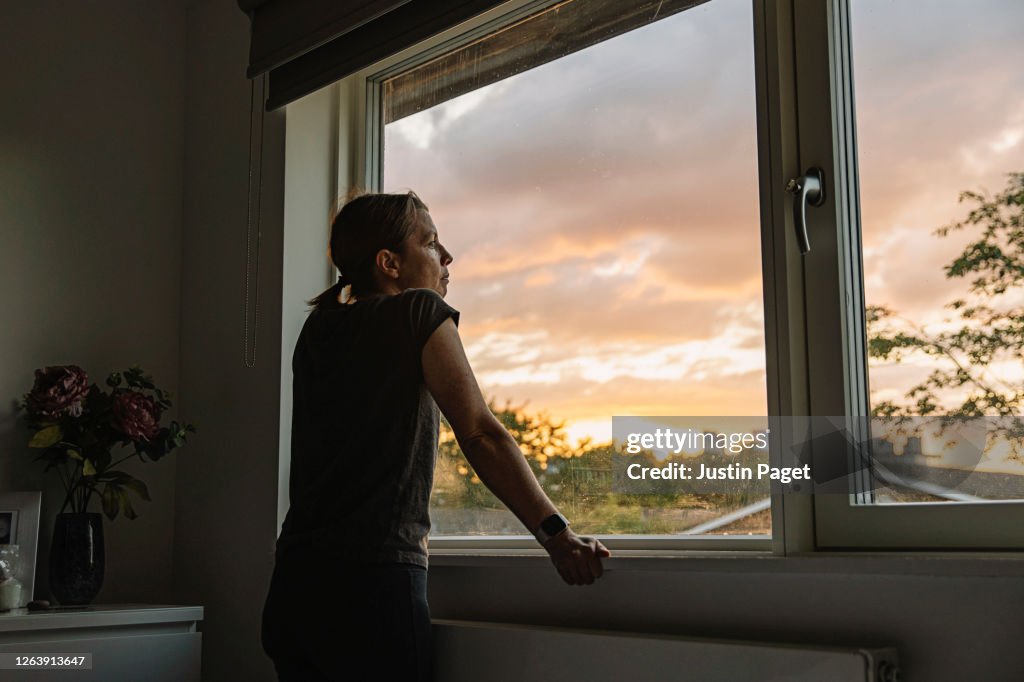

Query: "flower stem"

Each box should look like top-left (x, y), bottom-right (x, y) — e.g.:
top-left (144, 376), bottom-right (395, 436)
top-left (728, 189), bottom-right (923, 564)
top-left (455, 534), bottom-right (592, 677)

top-left (59, 461), bottom-right (77, 514)
top-left (107, 453), bottom-right (137, 470)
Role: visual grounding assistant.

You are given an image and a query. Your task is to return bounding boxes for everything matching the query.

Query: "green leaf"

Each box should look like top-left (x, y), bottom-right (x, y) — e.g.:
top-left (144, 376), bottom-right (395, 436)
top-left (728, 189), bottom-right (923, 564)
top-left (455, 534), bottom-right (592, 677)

top-left (102, 485), bottom-right (120, 520)
top-left (67, 449), bottom-right (82, 461)
top-left (82, 459), bottom-right (97, 476)
top-left (119, 492), bottom-right (137, 520)
top-left (127, 366), bottom-right (154, 389)
top-left (123, 478), bottom-right (151, 502)
top-left (29, 425), bottom-right (63, 448)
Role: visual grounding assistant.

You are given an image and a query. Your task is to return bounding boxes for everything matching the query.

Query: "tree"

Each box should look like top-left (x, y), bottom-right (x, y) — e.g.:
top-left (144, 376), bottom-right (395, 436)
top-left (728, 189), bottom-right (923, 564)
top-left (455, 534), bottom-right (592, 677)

top-left (867, 172), bottom-right (1024, 418)
top-left (433, 399), bottom-right (584, 509)
top-left (866, 172), bottom-right (1024, 455)
top-left (431, 400), bottom-right (769, 533)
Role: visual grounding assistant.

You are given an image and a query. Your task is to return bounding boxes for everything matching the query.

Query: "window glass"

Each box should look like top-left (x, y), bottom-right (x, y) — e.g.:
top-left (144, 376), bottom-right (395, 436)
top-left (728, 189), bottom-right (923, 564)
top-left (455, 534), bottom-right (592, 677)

top-left (853, 0), bottom-right (1024, 503)
top-left (383, 0), bottom-right (770, 536)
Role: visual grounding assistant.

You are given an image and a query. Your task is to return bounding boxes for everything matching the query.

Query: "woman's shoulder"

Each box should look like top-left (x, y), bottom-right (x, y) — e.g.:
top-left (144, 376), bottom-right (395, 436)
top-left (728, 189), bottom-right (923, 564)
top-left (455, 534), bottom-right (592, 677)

top-left (398, 287), bottom-right (445, 302)
top-left (339, 288), bottom-right (442, 308)
top-left (399, 288), bottom-right (460, 341)
top-left (399, 288), bottom-right (457, 314)
top-left (306, 288), bottom-right (455, 325)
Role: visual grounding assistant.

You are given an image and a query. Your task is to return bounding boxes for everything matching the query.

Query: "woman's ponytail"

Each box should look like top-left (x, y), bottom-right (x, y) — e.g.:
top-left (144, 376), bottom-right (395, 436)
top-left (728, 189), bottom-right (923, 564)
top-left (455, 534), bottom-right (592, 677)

top-left (306, 274), bottom-right (348, 309)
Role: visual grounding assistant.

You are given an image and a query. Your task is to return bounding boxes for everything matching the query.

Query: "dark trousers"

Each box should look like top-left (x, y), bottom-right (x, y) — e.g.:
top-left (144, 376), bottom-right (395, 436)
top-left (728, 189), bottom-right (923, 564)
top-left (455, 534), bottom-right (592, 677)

top-left (261, 544), bottom-right (432, 681)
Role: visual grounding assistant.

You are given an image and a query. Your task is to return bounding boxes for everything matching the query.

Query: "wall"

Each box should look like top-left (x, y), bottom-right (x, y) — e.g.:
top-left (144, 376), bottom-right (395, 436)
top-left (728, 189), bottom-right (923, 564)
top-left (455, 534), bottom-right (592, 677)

top-left (428, 555), bottom-right (1024, 681)
top-left (0, 0), bottom-right (185, 604)
top-left (175, 1), bottom-right (285, 680)
top-left (277, 83), bottom-right (340, 532)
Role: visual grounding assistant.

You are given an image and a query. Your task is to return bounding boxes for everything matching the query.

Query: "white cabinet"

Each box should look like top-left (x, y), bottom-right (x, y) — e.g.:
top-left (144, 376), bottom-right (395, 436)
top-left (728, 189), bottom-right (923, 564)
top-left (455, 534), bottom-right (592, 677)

top-left (0, 604), bottom-right (203, 681)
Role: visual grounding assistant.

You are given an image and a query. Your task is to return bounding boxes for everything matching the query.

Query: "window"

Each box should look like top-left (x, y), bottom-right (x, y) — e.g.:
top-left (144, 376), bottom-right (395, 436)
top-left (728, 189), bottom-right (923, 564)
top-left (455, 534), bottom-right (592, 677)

top-left (796, 0), bottom-right (1024, 548)
top-left (331, 0), bottom-right (1024, 552)
top-left (855, 0), bottom-right (1024, 505)
top-left (381, 0), bottom-right (770, 546)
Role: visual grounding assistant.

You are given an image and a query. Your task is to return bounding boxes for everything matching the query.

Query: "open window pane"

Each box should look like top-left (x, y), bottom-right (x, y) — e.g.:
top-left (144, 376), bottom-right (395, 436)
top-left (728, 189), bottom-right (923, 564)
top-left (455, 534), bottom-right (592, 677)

top-left (380, 0), bottom-right (771, 538)
top-left (853, 0), bottom-right (1024, 504)
top-left (796, 0), bottom-right (1024, 548)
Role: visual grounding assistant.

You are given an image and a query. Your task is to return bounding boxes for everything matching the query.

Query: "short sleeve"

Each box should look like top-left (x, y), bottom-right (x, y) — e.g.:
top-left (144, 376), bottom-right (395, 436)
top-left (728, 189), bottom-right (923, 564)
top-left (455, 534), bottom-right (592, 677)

top-left (404, 288), bottom-right (460, 354)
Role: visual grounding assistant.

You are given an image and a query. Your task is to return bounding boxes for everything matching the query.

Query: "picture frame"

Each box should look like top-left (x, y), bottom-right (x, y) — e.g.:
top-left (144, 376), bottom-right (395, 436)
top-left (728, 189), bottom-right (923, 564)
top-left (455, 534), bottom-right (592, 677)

top-left (0, 492), bottom-right (42, 608)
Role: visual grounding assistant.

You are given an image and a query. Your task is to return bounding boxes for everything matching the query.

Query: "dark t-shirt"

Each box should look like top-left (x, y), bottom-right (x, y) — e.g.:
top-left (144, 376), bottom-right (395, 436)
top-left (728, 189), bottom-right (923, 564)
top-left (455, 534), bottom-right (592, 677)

top-left (277, 288), bottom-right (460, 568)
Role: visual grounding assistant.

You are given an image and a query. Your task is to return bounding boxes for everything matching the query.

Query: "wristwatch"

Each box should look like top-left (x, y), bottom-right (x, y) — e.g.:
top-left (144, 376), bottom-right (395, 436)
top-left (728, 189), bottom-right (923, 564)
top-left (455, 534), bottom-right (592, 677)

top-left (533, 512), bottom-right (570, 545)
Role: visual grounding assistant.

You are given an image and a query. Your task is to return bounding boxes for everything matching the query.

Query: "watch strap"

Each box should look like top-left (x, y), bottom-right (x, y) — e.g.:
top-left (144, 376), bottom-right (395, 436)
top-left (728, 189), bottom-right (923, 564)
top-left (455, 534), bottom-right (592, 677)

top-left (533, 512), bottom-right (569, 545)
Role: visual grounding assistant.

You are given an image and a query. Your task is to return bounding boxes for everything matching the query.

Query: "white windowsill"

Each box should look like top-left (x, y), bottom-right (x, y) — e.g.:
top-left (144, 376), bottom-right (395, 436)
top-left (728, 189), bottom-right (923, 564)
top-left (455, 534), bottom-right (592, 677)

top-left (428, 545), bottom-right (1024, 576)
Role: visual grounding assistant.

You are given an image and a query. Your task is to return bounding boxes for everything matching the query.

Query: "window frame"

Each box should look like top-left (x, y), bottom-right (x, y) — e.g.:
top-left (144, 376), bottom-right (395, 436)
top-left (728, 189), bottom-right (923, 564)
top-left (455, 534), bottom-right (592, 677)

top-left (320, 0), bottom-right (1024, 557)
top-left (797, 0), bottom-right (1024, 550)
top-left (353, 0), bottom-right (782, 555)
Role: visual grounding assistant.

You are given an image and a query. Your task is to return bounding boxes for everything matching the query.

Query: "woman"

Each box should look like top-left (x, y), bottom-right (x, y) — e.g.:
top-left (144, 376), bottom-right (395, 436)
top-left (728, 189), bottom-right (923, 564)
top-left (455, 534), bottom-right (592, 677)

top-left (261, 191), bottom-right (610, 682)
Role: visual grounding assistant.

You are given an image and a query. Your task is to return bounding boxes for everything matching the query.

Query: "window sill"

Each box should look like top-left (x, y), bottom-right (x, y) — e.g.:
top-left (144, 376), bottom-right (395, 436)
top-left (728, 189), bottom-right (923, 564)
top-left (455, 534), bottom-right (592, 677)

top-left (428, 541), bottom-right (1024, 576)
top-left (429, 535), bottom-right (769, 551)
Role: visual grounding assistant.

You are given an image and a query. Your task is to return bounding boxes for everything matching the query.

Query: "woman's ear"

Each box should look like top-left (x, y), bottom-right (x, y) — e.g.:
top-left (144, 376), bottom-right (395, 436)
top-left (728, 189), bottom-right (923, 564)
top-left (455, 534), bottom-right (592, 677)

top-left (376, 248), bottom-right (402, 280)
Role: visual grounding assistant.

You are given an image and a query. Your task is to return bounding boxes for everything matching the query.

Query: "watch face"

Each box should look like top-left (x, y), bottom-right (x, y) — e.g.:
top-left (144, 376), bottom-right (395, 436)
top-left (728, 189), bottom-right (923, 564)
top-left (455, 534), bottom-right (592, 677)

top-left (541, 514), bottom-right (567, 536)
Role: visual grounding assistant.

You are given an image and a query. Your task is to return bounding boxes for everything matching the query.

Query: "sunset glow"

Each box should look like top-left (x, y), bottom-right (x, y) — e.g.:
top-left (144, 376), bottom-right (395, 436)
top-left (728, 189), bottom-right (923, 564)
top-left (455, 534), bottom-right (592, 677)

top-left (384, 0), bottom-right (1024, 451)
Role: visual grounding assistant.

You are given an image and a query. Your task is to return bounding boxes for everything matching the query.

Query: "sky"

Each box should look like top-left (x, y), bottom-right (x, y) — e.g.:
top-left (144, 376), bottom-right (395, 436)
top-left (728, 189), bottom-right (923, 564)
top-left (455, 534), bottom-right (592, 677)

top-left (383, 0), bottom-right (1024, 449)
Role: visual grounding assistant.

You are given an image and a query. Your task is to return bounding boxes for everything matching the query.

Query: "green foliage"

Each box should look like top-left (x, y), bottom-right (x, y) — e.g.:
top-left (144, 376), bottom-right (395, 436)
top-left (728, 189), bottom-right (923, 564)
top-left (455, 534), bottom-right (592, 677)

top-left (434, 399), bottom-right (598, 509)
top-left (433, 401), bottom-right (769, 534)
top-left (28, 425), bottom-right (63, 449)
top-left (867, 172), bottom-right (1024, 420)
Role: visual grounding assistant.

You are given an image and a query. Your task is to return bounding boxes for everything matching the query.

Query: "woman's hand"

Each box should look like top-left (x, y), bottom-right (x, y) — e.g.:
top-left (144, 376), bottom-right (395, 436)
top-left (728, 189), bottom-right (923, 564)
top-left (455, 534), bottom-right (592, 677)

top-left (542, 529), bottom-right (611, 586)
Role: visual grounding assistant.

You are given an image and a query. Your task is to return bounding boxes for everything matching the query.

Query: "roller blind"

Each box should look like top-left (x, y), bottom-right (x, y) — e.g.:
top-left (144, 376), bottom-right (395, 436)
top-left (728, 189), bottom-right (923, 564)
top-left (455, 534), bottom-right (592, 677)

top-left (239, 0), bottom-right (507, 110)
top-left (383, 0), bottom-right (710, 123)
top-left (243, 1), bottom-right (410, 77)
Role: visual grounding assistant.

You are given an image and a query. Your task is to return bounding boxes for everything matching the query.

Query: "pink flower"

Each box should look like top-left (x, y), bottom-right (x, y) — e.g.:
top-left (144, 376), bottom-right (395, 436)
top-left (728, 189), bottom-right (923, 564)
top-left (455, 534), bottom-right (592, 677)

top-left (25, 365), bottom-right (91, 419)
top-left (112, 391), bottom-right (161, 441)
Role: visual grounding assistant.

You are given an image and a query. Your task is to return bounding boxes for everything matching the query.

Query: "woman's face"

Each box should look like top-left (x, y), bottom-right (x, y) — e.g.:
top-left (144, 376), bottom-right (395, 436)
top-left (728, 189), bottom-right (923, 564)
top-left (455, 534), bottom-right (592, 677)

top-left (396, 210), bottom-right (453, 298)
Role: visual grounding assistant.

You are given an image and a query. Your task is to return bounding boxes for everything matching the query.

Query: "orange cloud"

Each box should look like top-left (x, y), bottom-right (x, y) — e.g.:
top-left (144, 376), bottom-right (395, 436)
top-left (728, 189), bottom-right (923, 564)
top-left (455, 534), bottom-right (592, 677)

top-left (382, 0), bottom-right (1024, 435)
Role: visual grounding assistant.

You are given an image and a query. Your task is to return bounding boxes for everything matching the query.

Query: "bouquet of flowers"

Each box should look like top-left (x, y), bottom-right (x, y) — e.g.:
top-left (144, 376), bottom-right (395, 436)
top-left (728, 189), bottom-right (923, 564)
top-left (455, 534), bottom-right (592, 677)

top-left (19, 365), bottom-right (196, 520)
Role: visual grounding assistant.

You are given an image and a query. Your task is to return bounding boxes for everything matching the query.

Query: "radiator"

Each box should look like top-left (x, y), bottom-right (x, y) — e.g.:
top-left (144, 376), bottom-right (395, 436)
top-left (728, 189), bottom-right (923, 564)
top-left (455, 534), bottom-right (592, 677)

top-left (432, 619), bottom-right (899, 682)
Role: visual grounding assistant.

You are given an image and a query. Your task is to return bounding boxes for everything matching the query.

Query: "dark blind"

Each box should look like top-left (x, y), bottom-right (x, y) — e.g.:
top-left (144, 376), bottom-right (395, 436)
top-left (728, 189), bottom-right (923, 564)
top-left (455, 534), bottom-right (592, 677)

top-left (383, 0), bottom-right (711, 124)
top-left (243, 0), bottom-right (411, 77)
top-left (239, 0), bottom-right (506, 110)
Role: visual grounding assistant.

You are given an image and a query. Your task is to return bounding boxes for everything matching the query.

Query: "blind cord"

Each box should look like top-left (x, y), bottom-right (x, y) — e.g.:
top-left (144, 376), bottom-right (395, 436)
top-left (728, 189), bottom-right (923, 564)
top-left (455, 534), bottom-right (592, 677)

top-left (243, 74), bottom-right (266, 369)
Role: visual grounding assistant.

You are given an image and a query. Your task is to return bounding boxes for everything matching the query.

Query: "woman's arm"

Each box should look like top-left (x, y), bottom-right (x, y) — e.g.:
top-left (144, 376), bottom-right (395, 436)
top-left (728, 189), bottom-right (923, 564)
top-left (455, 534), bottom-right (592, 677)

top-left (422, 318), bottom-right (610, 585)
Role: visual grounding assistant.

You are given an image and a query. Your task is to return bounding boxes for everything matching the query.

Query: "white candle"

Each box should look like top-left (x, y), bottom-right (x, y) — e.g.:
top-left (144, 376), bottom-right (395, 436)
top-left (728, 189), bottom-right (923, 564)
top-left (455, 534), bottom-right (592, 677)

top-left (0, 578), bottom-right (23, 610)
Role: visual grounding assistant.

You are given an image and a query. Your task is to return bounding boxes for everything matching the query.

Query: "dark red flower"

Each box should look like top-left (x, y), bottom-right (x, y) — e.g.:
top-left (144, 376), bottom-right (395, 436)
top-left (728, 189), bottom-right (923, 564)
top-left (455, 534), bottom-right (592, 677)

top-left (112, 391), bottom-right (161, 441)
top-left (25, 365), bottom-right (91, 419)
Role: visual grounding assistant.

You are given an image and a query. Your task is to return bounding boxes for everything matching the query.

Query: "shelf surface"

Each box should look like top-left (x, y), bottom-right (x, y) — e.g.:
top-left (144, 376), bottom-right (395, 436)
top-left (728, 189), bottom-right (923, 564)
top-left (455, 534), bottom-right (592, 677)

top-left (0, 604), bottom-right (204, 633)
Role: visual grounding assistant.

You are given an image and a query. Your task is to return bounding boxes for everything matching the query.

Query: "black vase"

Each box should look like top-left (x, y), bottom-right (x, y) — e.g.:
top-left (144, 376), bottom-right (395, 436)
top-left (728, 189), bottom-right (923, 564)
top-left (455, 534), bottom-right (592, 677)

top-left (49, 512), bottom-right (104, 606)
